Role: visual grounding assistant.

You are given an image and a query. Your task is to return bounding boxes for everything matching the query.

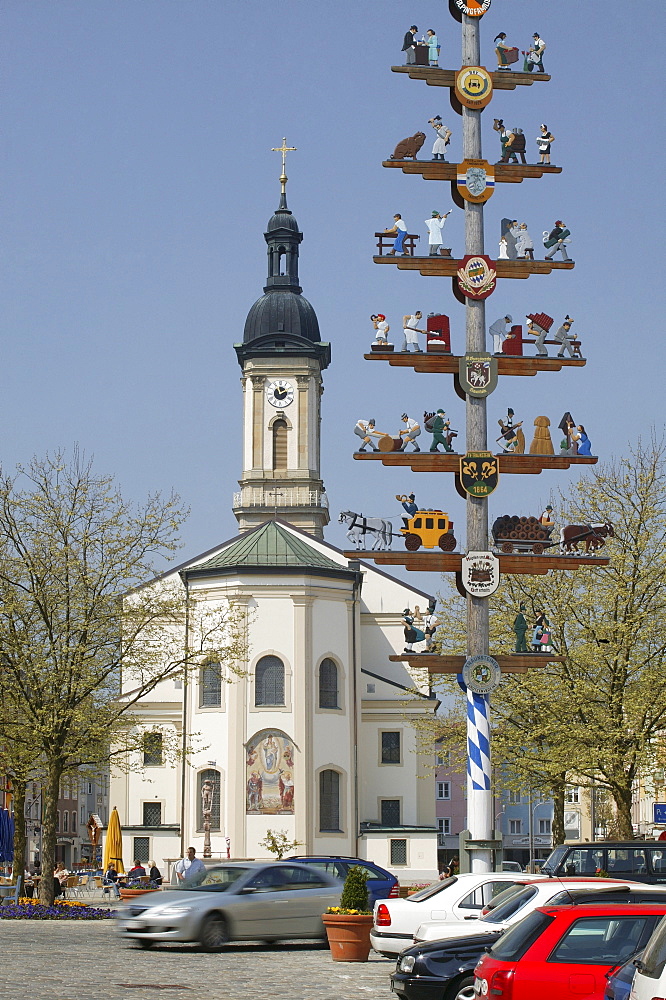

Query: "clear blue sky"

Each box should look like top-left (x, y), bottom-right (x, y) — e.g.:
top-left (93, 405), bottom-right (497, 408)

top-left (4, 1), bottom-right (664, 580)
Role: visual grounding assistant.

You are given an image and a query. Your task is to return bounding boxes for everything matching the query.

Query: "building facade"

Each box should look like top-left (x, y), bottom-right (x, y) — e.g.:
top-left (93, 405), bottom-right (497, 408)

top-left (109, 186), bottom-right (439, 882)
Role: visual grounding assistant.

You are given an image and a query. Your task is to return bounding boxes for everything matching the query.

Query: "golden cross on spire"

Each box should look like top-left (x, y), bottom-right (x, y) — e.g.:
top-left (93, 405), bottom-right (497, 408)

top-left (271, 137), bottom-right (297, 196)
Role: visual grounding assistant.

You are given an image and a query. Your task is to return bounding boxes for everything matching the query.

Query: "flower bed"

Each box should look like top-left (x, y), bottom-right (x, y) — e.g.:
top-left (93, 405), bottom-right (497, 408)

top-left (0, 898), bottom-right (112, 920)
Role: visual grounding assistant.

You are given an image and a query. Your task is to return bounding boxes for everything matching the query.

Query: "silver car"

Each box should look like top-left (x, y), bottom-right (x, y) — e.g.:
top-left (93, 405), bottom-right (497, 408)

top-left (116, 861), bottom-right (344, 951)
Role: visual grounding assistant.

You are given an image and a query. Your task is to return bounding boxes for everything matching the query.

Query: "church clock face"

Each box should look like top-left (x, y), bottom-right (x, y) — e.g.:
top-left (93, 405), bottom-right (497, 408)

top-left (266, 379), bottom-right (294, 408)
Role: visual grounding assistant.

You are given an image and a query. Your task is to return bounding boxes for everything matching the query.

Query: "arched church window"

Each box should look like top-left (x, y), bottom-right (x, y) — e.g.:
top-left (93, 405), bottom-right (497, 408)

top-left (272, 420), bottom-right (288, 471)
top-left (255, 655), bottom-right (285, 707)
top-left (319, 658), bottom-right (339, 709)
top-left (319, 770), bottom-right (341, 832)
top-left (200, 661), bottom-right (222, 708)
top-left (197, 769), bottom-right (221, 831)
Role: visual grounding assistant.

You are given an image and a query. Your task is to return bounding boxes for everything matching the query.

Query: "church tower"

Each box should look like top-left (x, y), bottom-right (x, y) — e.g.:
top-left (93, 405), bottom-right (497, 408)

top-left (234, 147), bottom-right (330, 538)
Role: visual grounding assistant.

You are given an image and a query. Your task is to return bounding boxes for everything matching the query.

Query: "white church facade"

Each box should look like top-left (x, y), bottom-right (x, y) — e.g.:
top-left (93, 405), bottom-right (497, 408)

top-left (110, 181), bottom-right (439, 881)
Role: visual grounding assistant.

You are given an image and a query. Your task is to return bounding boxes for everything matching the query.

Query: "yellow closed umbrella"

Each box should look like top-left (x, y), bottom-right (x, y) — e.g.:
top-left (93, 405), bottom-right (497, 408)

top-left (103, 806), bottom-right (125, 874)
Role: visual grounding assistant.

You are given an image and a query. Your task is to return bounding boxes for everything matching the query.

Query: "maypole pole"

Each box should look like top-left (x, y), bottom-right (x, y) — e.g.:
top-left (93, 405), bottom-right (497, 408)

top-left (461, 10), bottom-right (493, 874)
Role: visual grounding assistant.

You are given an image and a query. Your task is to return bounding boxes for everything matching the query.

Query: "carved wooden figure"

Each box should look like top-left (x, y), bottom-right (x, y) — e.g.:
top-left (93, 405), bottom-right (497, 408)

top-left (391, 132), bottom-right (427, 161)
top-left (529, 416), bottom-right (555, 455)
top-left (496, 408), bottom-right (525, 453)
top-left (428, 117), bottom-right (452, 161)
top-left (398, 413), bottom-right (422, 452)
top-left (339, 510), bottom-right (393, 551)
top-left (560, 522), bottom-right (613, 554)
top-left (513, 603), bottom-right (528, 653)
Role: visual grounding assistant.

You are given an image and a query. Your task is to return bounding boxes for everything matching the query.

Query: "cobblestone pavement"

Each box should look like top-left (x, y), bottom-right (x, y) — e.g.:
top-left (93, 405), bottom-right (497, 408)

top-left (0, 921), bottom-right (396, 1000)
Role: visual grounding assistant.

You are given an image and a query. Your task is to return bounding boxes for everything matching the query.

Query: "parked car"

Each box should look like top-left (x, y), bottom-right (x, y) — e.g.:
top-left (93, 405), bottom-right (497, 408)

top-left (501, 861), bottom-right (523, 872)
top-left (542, 841), bottom-right (666, 884)
top-left (284, 855), bottom-right (398, 904)
top-left (630, 915), bottom-right (666, 998)
top-left (605, 951), bottom-right (642, 1000)
top-left (475, 901), bottom-right (666, 1000)
top-left (391, 891), bottom-right (666, 1000)
top-left (370, 872), bottom-right (539, 957)
top-left (413, 879), bottom-right (665, 946)
top-left (391, 932), bottom-right (499, 1000)
top-left (116, 861), bottom-right (343, 950)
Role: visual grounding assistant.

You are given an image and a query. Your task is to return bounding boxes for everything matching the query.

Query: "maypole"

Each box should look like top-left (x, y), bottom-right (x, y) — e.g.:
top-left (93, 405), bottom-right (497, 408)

top-left (348, 0), bottom-right (606, 875)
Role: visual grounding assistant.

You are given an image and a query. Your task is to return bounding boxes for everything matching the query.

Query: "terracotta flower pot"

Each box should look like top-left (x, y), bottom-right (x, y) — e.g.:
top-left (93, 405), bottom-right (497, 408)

top-left (322, 913), bottom-right (374, 962)
top-left (119, 887), bottom-right (161, 899)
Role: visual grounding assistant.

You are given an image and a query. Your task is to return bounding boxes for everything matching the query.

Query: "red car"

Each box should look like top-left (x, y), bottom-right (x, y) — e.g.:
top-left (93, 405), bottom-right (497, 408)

top-left (473, 899), bottom-right (666, 1000)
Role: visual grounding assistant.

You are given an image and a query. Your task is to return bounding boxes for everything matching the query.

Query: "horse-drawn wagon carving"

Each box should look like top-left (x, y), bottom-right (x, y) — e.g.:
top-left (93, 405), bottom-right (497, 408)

top-left (493, 514), bottom-right (614, 555)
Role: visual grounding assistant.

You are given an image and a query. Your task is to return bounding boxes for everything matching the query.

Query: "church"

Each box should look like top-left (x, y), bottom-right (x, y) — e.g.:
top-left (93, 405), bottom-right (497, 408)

top-left (110, 174), bottom-right (439, 882)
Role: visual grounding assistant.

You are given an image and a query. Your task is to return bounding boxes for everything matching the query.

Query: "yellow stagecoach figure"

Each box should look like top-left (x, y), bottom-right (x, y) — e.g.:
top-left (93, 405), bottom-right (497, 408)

top-left (400, 510), bottom-right (456, 551)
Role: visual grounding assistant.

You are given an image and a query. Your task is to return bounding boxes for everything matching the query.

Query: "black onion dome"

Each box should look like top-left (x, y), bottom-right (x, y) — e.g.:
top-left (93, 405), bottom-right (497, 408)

top-left (235, 188), bottom-right (330, 369)
top-left (266, 206), bottom-right (300, 234)
top-left (243, 291), bottom-right (321, 344)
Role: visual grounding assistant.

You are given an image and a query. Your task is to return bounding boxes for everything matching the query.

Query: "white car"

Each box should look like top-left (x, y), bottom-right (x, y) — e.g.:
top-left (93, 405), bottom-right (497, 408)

top-left (630, 913), bottom-right (666, 998)
top-left (370, 872), bottom-right (540, 957)
top-left (414, 876), bottom-right (659, 945)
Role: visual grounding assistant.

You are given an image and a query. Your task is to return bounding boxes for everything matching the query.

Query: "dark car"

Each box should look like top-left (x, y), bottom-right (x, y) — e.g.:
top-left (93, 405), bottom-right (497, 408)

top-left (604, 950), bottom-right (642, 1000)
top-left (541, 841), bottom-right (666, 884)
top-left (391, 932), bottom-right (499, 1000)
top-left (285, 856), bottom-right (398, 905)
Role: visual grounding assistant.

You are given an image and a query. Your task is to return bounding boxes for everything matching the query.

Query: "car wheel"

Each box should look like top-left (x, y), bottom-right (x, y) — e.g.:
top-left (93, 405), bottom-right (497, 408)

top-left (136, 939), bottom-right (153, 950)
top-left (199, 914), bottom-right (229, 951)
top-left (446, 976), bottom-right (475, 1000)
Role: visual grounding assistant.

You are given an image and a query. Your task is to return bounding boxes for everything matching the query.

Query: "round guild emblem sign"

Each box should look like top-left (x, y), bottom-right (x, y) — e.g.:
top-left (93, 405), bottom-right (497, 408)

top-left (455, 66), bottom-right (493, 109)
top-left (455, 0), bottom-right (492, 16)
top-left (462, 655), bottom-right (501, 694)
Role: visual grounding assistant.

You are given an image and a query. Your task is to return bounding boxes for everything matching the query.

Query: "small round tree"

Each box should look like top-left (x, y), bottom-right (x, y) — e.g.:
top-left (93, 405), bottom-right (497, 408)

top-left (338, 865), bottom-right (370, 914)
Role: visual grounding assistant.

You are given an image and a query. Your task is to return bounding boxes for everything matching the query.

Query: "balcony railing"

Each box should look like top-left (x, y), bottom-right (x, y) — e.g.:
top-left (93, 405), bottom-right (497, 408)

top-left (233, 488), bottom-right (328, 509)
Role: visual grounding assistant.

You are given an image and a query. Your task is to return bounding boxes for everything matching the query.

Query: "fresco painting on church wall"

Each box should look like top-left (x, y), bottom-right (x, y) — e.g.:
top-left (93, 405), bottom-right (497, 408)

top-left (246, 729), bottom-right (296, 815)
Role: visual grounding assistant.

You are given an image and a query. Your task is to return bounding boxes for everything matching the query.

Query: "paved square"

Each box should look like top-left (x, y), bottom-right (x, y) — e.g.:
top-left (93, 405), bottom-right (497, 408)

top-left (0, 922), bottom-right (395, 1000)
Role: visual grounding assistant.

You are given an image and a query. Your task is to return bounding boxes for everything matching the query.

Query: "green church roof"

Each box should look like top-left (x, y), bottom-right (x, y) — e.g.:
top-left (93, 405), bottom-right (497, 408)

top-left (195, 521), bottom-right (344, 573)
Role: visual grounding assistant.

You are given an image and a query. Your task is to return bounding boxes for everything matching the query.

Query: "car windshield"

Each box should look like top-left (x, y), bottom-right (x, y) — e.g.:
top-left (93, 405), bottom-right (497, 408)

top-left (185, 867), bottom-right (251, 891)
top-left (480, 885), bottom-right (538, 924)
top-left (408, 877), bottom-right (456, 901)
top-left (540, 845), bottom-right (567, 874)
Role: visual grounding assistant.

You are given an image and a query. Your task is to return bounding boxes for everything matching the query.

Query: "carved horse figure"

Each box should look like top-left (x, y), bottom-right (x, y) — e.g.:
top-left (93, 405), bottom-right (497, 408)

top-left (339, 511), bottom-right (393, 551)
top-left (560, 522), bottom-right (614, 554)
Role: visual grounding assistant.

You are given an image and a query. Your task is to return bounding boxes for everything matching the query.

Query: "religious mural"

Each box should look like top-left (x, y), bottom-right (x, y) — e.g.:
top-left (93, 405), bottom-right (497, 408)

top-left (245, 729), bottom-right (296, 815)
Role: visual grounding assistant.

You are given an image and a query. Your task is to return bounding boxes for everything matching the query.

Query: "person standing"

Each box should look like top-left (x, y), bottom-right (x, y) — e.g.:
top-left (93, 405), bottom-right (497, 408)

top-left (429, 409), bottom-right (454, 453)
top-left (402, 311), bottom-right (426, 352)
top-left (513, 603), bottom-right (528, 653)
top-left (402, 26), bottom-right (418, 65)
top-left (372, 313), bottom-right (390, 345)
top-left (398, 413), bottom-right (421, 452)
top-left (528, 32), bottom-right (546, 72)
top-left (426, 29), bottom-right (439, 67)
top-left (536, 124), bottom-right (555, 164)
top-left (425, 210), bottom-right (450, 255)
top-left (428, 116), bottom-right (452, 161)
top-left (175, 847), bottom-right (207, 886)
top-left (489, 314), bottom-right (513, 354)
top-left (385, 214), bottom-right (408, 256)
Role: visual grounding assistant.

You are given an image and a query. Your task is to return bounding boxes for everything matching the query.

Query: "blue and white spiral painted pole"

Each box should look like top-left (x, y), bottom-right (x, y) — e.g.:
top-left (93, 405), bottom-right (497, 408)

top-left (466, 689), bottom-right (491, 792)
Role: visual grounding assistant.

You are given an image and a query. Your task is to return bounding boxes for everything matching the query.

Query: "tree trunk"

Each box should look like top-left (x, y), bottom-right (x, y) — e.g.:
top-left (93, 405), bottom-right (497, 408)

top-left (611, 780), bottom-right (635, 840)
top-left (551, 774), bottom-right (566, 847)
top-left (38, 763), bottom-right (62, 905)
top-left (11, 777), bottom-right (27, 885)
